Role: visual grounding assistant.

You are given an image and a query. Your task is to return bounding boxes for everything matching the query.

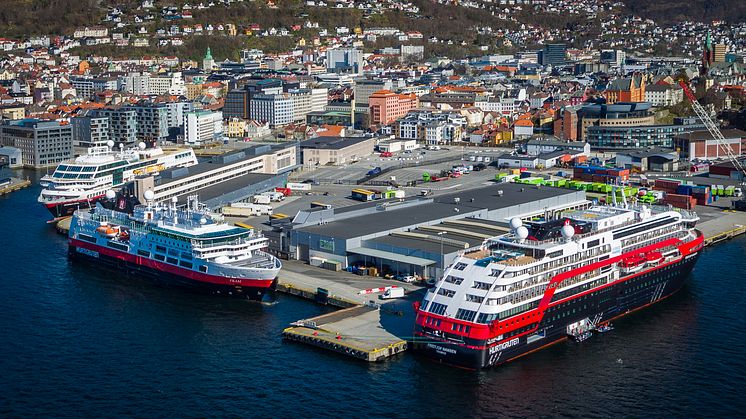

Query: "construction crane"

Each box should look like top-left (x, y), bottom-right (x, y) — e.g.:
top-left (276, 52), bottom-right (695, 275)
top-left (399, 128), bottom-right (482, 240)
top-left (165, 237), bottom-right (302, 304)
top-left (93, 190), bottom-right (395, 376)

top-left (678, 81), bottom-right (746, 210)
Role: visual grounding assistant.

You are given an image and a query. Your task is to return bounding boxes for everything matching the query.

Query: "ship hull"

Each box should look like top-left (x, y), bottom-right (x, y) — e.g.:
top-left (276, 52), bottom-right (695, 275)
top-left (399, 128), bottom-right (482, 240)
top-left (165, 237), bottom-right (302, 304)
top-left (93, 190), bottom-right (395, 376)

top-left (68, 241), bottom-right (278, 301)
top-left (45, 196), bottom-right (103, 218)
top-left (414, 250), bottom-right (701, 370)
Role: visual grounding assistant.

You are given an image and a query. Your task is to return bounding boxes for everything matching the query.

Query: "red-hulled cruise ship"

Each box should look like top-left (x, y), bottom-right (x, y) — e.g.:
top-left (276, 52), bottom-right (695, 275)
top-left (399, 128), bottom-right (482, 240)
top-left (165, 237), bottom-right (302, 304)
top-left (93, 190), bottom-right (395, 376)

top-left (414, 203), bottom-right (704, 369)
top-left (67, 192), bottom-right (281, 300)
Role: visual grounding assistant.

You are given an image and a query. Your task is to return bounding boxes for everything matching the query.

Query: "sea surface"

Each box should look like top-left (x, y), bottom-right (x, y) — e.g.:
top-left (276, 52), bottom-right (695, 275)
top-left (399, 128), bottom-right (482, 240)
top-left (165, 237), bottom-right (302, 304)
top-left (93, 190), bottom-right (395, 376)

top-left (2, 173), bottom-right (745, 417)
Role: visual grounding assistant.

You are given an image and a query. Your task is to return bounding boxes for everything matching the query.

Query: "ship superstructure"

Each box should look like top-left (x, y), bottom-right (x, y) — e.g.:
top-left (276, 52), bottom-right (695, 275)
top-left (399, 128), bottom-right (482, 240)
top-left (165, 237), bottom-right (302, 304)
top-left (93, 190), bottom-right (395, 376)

top-left (38, 142), bottom-right (197, 218)
top-left (68, 193), bottom-right (281, 300)
top-left (414, 203), bottom-right (704, 369)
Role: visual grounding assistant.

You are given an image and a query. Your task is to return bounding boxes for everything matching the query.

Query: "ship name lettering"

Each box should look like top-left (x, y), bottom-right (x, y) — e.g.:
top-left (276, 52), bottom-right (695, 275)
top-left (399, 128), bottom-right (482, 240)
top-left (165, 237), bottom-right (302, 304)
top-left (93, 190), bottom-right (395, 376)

top-left (489, 338), bottom-right (519, 354)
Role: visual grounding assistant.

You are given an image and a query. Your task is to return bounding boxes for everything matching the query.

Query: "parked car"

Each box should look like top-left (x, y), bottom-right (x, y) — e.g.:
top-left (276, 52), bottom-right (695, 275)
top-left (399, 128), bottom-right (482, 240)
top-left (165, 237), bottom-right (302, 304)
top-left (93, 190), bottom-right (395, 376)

top-left (380, 151), bottom-right (393, 157)
top-left (395, 274), bottom-right (416, 283)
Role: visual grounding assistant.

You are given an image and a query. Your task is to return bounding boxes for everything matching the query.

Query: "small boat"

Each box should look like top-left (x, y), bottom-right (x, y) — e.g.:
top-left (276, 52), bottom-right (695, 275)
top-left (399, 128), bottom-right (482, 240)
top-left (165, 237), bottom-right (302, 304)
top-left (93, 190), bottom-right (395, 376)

top-left (574, 331), bottom-right (593, 342)
top-left (595, 323), bottom-right (614, 333)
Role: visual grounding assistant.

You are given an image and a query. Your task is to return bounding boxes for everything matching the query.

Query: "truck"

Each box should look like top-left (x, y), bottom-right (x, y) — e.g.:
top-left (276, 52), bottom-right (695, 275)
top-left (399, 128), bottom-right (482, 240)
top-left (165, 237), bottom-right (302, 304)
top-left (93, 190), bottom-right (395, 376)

top-left (252, 195), bottom-right (271, 204)
top-left (260, 191), bottom-right (285, 202)
top-left (227, 202), bottom-right (273, 216)
top-left (379, 287), bottom-right (405, 299)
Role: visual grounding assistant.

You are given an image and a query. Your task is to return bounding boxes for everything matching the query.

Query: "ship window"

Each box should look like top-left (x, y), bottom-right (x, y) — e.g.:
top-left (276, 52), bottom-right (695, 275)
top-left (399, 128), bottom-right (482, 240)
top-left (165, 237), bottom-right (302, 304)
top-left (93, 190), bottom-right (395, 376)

top-left (168, 248), bottom-right (179, 256)
top-left (444, 275), bottom-right (463, 285)
top-left (588, 239), bottom-right (600, 248)
top-left (179, 260), bottom-right (193, 269)
top-left (472, 281), bottom-right (491, 290)
top-left (199, 265), bottom-right (208, 273)
top-left (156, 245), bottom-right (166, 253)
top-left (437, 288), bottom-right (455, 298)
top-left (167, 257), bottom-right (178, 265)
top-left (429, 302), bottom-right (447, 315)
top-left (78, 234), bottom-right (97, 243)
top-left (137, 249), bottom-right (150, 257)
top-left (107, 241), bottom-right (128, 252)
top-left (455, 308), bottom-right (477, 322)
top-left (154, 254), bottom-right (165, 261)
top-left (465, 294), bottom-right (484, 303)
top-left (181, 252), bottom-right (192, 260)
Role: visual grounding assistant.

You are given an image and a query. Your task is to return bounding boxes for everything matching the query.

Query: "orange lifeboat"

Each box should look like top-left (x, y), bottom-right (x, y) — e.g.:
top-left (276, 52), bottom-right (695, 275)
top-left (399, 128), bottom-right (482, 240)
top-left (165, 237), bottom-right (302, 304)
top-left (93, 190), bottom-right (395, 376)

top-left (96, 224), bottom-right (119, 238)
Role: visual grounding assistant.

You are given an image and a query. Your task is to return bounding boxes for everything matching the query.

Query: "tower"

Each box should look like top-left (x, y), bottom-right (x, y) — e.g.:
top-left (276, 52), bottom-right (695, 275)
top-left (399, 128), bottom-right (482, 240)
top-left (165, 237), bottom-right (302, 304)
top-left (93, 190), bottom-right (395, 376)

top-left (701, 31), bottom-right (714, 75)
top-left (202, 47), bottom-right (214, 71)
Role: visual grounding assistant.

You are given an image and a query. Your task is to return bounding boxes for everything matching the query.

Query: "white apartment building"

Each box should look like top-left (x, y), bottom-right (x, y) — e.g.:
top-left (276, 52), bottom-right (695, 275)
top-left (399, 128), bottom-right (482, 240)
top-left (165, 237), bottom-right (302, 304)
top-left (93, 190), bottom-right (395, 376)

top-left (183, 110), bottom-right (223, 145)
top-left (645, 85), bottom-right (684, 107)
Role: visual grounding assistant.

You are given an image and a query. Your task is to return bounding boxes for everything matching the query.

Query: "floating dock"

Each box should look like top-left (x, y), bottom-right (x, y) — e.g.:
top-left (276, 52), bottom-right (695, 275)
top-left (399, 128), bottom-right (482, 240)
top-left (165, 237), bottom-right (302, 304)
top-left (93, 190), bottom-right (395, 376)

top-left (0, 178), bottom-right (31, 196)
top-left (282, 305), bottom-right (408, 362)
top-left (56, 217), bottom-right (72, 234)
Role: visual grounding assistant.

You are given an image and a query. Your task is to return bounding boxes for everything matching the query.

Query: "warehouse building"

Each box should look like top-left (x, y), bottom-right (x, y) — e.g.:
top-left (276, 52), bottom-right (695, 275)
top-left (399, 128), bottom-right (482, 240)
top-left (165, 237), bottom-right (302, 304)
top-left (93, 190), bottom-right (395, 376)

top-left (287, 183), bottom-right (588, 279)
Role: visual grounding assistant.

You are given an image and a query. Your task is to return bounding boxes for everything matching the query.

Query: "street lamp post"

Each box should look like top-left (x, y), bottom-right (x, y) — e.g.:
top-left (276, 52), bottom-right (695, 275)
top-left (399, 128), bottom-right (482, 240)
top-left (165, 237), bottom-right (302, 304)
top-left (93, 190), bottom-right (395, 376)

top-left (437, 231), bottom-right (448, 279)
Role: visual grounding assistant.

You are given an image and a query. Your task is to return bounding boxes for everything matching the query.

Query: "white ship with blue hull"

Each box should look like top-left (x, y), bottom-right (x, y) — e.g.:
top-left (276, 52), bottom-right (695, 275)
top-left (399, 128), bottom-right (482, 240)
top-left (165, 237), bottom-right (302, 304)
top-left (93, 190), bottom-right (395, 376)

top-left (68, 193), bottom-right (281, 300)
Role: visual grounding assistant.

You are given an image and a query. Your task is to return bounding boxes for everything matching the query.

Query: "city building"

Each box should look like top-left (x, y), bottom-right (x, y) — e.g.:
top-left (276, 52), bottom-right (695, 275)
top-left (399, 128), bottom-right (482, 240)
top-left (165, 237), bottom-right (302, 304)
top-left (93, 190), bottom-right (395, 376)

top-left (645, 84), bottom-right (684, 107)
top-left (603, 75), bottom-right (646, 103)
top-left (714, 43), bottom-right (727, 63)
top-left (89, 108), bottom-right (138, 145)
top-left (539, 43), bottom-right (567, 66)
top-left (250, 93), bottom-right (293, 127)
top-left (586, 121), bottom-right (705, 149)
top-left (299, 136), bottom-right (376, 166)
top-left (203, 47), bottom-right (215, 71)
top-left (579, 102), bottom-right (656, 140)
top-left (127, 103), bottom-right (169, 141)
top-left (615, 149), bottom-right (680, 172)
top-left (0, 119), bottom-right (73, 168)
top-left (672, 129), bottom-right (746, 160)
top-left (71, 115), bottom-right (110, 148)
top-left (600, 49), bottom-right (626, 67)
top-left (354, 79), bottom-right (392, 105)
top-left (133, 144), bottom-right (298, 207)
top-left (326, 48), bottom-right (363, 74)
top-left (525, 138), bottom-right (590, 156)
top-left (183, 110), bottom-right (223, 145)
top-left (368, 90), bottom-right (418, 125)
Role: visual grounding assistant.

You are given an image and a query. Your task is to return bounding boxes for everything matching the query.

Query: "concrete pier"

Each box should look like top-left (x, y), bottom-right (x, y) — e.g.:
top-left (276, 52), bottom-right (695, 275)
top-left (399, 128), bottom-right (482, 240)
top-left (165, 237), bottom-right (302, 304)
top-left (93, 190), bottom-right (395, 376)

top-left (282, 305), bottom-right (409, 362)
top-left (0, 178), bottom-right (31, 196)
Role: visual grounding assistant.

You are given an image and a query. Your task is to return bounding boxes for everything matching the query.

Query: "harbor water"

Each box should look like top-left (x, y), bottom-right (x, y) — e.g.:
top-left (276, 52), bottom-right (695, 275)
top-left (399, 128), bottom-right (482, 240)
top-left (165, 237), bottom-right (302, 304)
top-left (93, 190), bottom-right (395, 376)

top-left (2, 174), bottom-right (745, 417)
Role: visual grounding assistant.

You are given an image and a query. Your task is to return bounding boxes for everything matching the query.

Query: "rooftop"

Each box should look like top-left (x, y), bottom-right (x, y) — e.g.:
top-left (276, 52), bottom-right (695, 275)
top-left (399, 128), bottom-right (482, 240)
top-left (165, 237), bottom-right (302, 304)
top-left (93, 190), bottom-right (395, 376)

top-left (295, 183), bottom-right (582, 240)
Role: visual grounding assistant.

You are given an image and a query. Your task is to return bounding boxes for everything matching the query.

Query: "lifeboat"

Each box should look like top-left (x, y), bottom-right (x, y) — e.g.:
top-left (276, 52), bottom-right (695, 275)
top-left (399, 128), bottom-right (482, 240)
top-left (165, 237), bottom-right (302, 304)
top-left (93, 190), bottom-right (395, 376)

top-left (96, 224), bottom-right (119, 238)
top-left (619, 255), bottom-right (645, 275)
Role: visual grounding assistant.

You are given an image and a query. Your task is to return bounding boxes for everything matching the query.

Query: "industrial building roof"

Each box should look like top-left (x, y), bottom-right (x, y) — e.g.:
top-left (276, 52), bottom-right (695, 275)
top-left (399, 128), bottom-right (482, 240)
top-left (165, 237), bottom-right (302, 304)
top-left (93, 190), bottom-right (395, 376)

top-left (299, 136), bottom-right (374, 150)
top-left (296, 182), bottom-right (581, 240)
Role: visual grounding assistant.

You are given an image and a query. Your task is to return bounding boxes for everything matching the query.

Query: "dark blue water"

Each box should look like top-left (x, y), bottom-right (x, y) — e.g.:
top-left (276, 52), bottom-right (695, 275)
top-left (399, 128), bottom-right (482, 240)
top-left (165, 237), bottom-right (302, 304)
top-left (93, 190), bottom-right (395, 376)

top-left (2, 175), bottom-right (746, 417)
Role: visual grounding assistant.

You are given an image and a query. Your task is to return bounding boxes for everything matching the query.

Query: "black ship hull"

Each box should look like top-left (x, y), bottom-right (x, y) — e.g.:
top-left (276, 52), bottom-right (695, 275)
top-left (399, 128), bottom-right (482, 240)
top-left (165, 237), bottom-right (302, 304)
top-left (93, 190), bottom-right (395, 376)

top-left (414, 251), bottom-right (701, 370)
top-left (45, 197), bottom-right (101, 219)
top-left (69, 244), bottom-right (276, 301)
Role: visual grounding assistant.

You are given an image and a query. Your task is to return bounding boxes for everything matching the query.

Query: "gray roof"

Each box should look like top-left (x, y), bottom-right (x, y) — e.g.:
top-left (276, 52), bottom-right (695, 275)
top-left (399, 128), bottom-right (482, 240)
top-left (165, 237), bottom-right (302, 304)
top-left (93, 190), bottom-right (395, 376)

top-left (295, 182), bottom-right (579, 240)
top-left (299, 136), bottom-right (373, 150)
top-left (674, 129), bottom-right (746, 141)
